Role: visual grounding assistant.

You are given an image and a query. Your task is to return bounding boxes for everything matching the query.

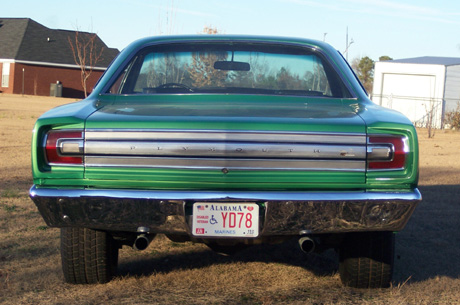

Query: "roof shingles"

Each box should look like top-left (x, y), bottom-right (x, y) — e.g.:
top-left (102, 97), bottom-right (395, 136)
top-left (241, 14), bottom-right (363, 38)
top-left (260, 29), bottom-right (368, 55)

top-left (0, 18), bottom-right (118, 67)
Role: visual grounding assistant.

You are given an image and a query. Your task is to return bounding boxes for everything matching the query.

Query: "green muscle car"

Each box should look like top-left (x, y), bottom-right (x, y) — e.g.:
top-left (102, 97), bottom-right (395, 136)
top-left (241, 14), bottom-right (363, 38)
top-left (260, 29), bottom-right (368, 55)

top-left (30, 35), bottom-right (421, 288)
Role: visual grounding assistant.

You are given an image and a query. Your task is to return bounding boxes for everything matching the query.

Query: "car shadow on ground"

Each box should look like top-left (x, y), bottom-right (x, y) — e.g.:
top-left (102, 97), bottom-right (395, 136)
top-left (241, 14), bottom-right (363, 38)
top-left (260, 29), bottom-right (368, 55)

top-left (393, 184), bottom-right (460, 283)
top-left (117, 184), bottom-right (460, 285)
top-left (117, 238), bottom-right (338, 279)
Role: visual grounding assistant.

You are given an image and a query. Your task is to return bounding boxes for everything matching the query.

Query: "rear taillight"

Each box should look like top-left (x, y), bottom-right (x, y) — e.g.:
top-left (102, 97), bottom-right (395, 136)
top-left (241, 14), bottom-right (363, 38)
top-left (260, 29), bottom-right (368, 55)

top-left (45, 130), bottom-right (84, 165)
top-left (367, 135), bottom-right (408, 170)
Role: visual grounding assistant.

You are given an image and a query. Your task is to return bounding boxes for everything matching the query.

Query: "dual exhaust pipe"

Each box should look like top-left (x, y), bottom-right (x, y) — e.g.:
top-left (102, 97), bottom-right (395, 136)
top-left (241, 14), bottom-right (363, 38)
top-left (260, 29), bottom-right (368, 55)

top-left (298, 235), bottom-right (318, 254)
top-left (133, 234), bottom-right (153, 251)
top-left (134, 233), bottom-right (318, 253)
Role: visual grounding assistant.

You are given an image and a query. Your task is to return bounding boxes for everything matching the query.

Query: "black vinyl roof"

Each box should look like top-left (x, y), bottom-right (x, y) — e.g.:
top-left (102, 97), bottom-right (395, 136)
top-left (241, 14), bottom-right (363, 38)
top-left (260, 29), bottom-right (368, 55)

top-left (0, 18), bottom-right (119, 67)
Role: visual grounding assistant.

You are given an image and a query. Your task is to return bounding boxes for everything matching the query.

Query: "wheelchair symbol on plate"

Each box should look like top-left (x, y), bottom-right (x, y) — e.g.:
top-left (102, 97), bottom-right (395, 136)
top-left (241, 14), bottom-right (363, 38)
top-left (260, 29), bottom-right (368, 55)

top-left (209, 215), bottom-right (218, 225)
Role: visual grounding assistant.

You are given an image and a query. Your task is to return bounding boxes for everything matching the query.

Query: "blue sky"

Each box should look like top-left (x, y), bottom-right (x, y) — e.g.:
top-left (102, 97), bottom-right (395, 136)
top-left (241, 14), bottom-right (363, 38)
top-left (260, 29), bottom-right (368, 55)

top-left (3, 0), bottom-right (460, 62)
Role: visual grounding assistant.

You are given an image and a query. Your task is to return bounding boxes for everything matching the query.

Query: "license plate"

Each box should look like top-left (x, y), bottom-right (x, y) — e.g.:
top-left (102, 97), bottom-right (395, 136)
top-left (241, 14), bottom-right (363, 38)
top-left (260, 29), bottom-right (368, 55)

top-left (192, 202), bottom-right (259, 237)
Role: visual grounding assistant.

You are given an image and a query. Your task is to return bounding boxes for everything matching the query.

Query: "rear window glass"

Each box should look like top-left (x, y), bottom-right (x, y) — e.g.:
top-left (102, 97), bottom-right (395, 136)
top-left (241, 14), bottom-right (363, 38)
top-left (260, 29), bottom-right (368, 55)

top-left (107, 43), bottom-right (351, 98)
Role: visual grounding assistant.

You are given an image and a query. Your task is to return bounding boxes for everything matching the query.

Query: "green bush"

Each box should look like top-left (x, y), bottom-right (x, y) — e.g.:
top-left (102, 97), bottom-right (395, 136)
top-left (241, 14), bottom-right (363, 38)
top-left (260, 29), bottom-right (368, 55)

top-left (445, 102), bottom-right (460, 130)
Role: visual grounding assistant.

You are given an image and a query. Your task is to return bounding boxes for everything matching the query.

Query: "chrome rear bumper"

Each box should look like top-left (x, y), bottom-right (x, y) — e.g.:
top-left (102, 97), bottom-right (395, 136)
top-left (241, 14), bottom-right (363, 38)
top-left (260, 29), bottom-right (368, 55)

top-left (30, 186), bottom-right (421, 236)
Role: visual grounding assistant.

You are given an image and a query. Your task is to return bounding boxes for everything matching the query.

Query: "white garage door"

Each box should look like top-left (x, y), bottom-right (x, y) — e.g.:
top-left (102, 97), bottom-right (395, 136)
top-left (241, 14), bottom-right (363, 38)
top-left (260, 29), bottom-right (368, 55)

top-left (380, 73), bottom-right (441, 128)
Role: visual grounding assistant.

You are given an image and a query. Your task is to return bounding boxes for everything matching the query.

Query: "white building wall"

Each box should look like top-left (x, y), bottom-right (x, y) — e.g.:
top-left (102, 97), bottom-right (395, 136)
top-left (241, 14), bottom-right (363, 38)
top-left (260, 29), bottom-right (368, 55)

top-left (372, 62), bottom-right (446, 128)
top-left (444, 65), bottom-right (460, 113)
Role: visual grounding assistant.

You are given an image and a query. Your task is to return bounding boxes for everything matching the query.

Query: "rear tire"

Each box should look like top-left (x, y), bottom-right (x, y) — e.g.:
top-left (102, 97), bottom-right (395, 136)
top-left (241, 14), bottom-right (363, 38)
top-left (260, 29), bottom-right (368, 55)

top-left (61, 228), bottom-right (119, 284)
top-left (339, 231), bottom-right (394, 288)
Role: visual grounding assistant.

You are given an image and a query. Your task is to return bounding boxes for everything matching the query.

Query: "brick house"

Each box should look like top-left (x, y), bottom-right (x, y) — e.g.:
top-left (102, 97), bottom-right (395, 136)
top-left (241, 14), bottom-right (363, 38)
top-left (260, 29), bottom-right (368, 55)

top-left (0, 18), bottom-right (119, 98)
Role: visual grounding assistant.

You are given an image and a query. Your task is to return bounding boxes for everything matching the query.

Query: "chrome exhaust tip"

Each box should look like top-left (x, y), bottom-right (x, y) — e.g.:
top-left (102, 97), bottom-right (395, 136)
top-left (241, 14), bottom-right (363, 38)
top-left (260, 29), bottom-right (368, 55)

top-left (299, 236), bottom-right (316, 253)
top-left (133, 234), bottom-right (152, 251)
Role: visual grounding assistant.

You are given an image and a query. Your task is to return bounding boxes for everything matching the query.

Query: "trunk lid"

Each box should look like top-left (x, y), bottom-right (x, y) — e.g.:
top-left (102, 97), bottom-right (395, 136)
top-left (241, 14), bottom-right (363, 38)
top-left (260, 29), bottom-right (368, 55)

top-left (83, 95), bottom-right (367, 190)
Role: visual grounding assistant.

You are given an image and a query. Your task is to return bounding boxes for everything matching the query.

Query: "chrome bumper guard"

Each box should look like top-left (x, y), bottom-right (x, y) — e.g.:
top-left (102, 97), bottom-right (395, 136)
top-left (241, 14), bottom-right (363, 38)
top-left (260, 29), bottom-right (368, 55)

top-left (30, 186), bottom-right (421, 236)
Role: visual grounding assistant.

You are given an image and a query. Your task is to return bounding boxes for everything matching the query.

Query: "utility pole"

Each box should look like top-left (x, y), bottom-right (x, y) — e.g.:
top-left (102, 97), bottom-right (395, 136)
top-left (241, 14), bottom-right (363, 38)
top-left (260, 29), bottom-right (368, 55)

top-left (344, 26), bottom-right (354, 61)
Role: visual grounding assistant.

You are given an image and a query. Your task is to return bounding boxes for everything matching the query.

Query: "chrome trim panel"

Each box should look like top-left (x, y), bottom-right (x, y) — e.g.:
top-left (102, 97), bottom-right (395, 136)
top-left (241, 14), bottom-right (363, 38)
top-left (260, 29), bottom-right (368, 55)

top-left (60, 140), bottom-right (84, 154)
top-left (85, 129), bottom-right (367, 145)
top-left (85, 156), bottom-right (366, 171)
top-left (30, 186), bottom-right (421, 234)
top-left (83, 129), bottom-right (367, 171)
top-left (85, 142), bottom-right (366, 159)
top-left (367, 145), bottom-right (392, 160)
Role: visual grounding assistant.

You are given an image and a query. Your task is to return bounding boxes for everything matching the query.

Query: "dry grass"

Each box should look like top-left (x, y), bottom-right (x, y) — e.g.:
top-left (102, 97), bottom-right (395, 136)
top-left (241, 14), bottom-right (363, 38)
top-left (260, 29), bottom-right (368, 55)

top-left (1, 94), bottom-right (460, 304)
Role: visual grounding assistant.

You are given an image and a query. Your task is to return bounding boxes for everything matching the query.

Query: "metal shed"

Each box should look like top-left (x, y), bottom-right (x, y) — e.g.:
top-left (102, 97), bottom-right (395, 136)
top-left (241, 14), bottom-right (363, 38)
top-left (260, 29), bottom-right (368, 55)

top-left (372, 57), bottom-right (460, 128)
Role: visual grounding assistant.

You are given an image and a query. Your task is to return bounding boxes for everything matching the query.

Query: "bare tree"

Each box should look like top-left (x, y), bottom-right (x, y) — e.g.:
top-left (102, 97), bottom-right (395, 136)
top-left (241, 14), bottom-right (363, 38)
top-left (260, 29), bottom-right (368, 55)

top-left (424, 99), bottom-right (438, 138)
top-left (156, 0), bottom-right (178, 35)
top-left (188, 51), bottom-right (228, 88)
top-left (201, 26), bottom-right (219, 35)
top-left (351, 56), bottom-right (374, 93)
top-left (187, 26), bottom-right (228, 87)
top-left (68, 30), bottom-right (104, 97)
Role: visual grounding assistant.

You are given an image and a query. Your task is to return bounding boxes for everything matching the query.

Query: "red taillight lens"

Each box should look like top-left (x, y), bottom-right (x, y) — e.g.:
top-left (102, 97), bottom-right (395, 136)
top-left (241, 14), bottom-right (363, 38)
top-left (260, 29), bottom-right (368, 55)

top-left (45, 130), bottom-right (84, 165)
top-left (368, 135), bottom-right (407, 170)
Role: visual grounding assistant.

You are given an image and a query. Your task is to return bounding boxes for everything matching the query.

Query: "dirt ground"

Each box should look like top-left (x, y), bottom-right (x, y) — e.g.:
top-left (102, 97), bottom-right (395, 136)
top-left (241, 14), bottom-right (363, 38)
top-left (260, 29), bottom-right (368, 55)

top-left (1, 94), bottom-right (460, 304)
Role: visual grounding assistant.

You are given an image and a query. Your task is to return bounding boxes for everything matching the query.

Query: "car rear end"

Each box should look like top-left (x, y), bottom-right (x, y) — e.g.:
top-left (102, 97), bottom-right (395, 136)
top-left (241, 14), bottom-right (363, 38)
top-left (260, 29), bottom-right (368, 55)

top-left (30, 36), bottom-right (420, 288)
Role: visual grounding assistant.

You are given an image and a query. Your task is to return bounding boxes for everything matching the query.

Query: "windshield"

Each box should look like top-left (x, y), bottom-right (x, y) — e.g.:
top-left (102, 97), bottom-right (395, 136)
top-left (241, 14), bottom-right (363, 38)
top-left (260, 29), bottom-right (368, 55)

top-left (107, 42), bottom-right (352, 98)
